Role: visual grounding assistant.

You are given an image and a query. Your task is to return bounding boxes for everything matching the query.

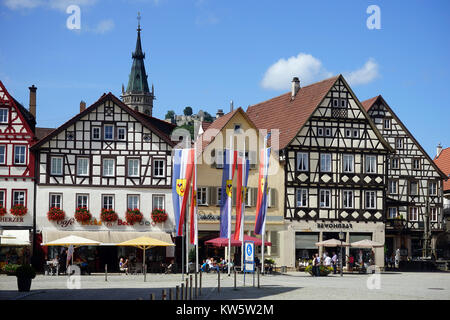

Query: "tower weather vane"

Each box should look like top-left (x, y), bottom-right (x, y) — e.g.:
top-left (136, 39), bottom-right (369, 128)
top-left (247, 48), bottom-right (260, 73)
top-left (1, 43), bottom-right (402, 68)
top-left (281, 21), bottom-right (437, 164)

top-left (137, 12), bottom-right (141, 31)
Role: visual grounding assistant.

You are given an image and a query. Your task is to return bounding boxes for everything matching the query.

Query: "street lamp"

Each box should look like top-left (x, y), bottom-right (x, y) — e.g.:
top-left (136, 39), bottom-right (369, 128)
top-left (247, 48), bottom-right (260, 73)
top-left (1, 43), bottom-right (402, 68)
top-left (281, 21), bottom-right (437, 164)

top-left (339, 231), bottom-right (345, 277)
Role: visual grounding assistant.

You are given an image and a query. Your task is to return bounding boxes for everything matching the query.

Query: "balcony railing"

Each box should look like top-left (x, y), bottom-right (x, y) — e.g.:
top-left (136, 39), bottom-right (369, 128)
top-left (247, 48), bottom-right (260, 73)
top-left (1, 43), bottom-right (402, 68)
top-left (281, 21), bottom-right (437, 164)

top-left (385, 218), bottom-right (406, 230)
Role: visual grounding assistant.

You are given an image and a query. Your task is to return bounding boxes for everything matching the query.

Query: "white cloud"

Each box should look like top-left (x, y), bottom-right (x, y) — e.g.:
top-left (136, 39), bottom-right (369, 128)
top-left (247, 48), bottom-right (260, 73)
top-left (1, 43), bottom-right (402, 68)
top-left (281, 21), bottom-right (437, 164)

top-left (261, 53), bottom-right (379, 90)
top-left (345, 58), bottom-right (379, 86)
top-left (48, 0), bottom-right (98, 11)
top-left (90, 19), bottom-right (114, 34)
top-left (3, 0), bottom-right (43, 10)
top-left (261, 53), bottom-right (332, 90)
top-left (3, 0), bottom-right (98, 11)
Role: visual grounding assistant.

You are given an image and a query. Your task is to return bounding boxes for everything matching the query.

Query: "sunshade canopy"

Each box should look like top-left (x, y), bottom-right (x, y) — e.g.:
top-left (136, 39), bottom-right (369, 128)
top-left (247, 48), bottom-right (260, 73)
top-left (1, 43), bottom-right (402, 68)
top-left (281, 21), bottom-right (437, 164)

top-left (205, 234), bottom-right (272, 247)
top-left (350, 239), bottom-right (384, 248)
top-left (315, 238), bottom-right (350, 247)
top-left (42, 235), bottom-right (101, 246)
top-left (116, 236), bottom-right (174, 249)
top-left (0, 230), bottom-right (30, 246)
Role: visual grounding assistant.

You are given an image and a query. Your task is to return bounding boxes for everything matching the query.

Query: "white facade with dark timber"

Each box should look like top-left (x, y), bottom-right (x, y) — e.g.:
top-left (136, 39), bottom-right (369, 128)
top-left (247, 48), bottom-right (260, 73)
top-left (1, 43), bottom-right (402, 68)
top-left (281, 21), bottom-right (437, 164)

top-left (363, 95), bottom-right (447, 259)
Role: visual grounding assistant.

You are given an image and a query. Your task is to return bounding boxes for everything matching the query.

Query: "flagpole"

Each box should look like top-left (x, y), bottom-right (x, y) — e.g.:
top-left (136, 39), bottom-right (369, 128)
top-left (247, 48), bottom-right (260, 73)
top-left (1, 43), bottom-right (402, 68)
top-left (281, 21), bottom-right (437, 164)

top-left (194, 143), bottom-right (199, 275)
top-left (241, 140), bottom-right (246, 271)
top-left (228, 135), bottom-right (232, 277)
top-left (261, 134), bottom-right (268, 276)
top-left (186, 194), bottom-right (190, 275)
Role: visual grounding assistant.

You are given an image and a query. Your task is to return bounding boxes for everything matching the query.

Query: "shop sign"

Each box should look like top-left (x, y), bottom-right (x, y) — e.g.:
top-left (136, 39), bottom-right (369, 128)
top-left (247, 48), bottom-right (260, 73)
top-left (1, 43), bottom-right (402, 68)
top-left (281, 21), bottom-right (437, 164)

top-left (0, 216), bottom-right (25, 223)
top-left (317, 223), bottom-right (353, 229)
top-left (56, 218), bottom-right (154, 228)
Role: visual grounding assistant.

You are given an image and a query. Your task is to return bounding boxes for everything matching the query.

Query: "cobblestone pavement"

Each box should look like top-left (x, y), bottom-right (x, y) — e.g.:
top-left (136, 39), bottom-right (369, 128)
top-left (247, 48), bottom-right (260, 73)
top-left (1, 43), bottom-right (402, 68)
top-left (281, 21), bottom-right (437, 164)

top-left (0, 271), bottom-right (449, 300)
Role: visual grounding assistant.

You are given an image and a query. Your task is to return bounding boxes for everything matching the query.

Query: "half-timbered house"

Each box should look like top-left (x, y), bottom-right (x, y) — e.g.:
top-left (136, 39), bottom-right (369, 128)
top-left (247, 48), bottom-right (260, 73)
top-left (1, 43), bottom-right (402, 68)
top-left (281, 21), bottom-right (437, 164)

top-left (247, 75), bottom-right (393, 268)
top-left (363, 96), bottom-right (447, 260)
top-left (0, 81), bottom-right (36, 264)
top-left (31, 92), bottom-right (176, 271)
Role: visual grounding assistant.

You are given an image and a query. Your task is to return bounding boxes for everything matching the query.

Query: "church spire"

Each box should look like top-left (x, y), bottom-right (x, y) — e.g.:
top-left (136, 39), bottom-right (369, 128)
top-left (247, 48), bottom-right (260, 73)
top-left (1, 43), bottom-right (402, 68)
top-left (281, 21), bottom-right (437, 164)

top-left (122, 12), bottom-right (154, 116)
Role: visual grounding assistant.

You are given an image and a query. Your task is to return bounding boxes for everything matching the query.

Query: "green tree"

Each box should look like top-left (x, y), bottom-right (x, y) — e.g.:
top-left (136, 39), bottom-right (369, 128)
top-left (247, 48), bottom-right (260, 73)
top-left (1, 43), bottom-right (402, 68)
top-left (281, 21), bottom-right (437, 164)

top-left (183, 106), bottom-right (193, 116)
top-left (203, 111), bottom-right (214, 122)
top-left (165, 110), bottom-right (175, 120)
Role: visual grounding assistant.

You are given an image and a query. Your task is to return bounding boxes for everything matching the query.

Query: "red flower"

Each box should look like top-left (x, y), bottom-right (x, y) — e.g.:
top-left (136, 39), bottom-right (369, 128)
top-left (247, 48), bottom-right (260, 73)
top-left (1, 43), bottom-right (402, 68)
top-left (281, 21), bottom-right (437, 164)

top-left (100, 208), bottom-right (118, 222)
top-left (0, 205), bottom-right (7, 216)
top-left (75, 207), bottom-right (92, 222)
top-left (126, 208), bottom-right (143, 224)
top-left (47, 207), bottom-right (65, 221)
top-left (10, 204), bottom-right (28, 216)
top-left (151, 208), bottom-right (168, 223)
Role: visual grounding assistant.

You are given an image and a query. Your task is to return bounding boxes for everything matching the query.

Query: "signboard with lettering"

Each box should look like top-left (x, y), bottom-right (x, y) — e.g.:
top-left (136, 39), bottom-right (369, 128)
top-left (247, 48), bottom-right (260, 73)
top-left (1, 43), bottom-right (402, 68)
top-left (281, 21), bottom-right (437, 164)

top-left (244, 241), bottom-right (255, 273)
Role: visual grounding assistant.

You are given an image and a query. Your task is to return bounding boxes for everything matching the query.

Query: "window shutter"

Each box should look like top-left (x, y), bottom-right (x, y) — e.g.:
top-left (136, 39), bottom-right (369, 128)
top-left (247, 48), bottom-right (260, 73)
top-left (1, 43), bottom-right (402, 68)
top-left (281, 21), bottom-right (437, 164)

top-left (251, 188), bottom-right (257, 207)
top-left (216, 149), bottom-right (224, 169)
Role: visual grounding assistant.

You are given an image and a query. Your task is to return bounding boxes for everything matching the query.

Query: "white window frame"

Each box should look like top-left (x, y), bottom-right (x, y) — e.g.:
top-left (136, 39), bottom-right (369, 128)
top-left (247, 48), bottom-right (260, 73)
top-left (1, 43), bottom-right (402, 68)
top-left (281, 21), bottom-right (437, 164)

top-left (317, 128), bottom-right (323, 137)
top-left (410, 181), bottom-right (418, 196)
top-left (429, 182), bottom-right (437, 196)
top-left (392, 157), bottom-right (399, 169)
top-left (388, 207), bottom-right (398, 219)
top-left (92, 127), bottom-right (101, 140)
top-left (0, 108), bottom-right (8, 123)
top-left (319, 189), bottom-right (331, 208)
top-left (396, 138), bottom-right (404, 149)
top-left (320, 154), bottom-right (332, 172)
top-left (383, 118), bottom-right (391, 129)
top-left (50, 156), bottom-right (63, 175)
top-left (408, 207), bottom-right (418, 222)
top-left (153, 158), bottom-right (165, 178)
top-left (14, 145), bottom-right (26, 165)
top-left (104, 124), bottom-right (114, 140)
top-left (76, 157), bottom-right (89, 176)
top-left (365, 155), bottom-right (377, 174)
top-left (296, 152), bottom-right (308, 172)
top-left (296, 188), bottom-right (308, 207)
top-left (49, 193), bottom-right (62, 209)
top-left (12, 190), bottom-right (26, 206)
top-left (152, 195), bottom-right (165, 210)
top-left (127, 195), bottom-right (140, 210)
top-left (0, 190), bottom-right (5, 207)
top-left (76, 194), bottom-right (89, 209)
top-left (345, 128), bottom-right (352, 138)
top-left (102, 195), bottom-right (114, 210)
top-left (197, 187), bottom-right (208, 206)
top-left (117, 127), bottom-right (127, 141)
top-left (0, 145), bottom-right (5, 164)
top-left (216, 187), bottom-right (222, 205)
top-left (365, 191), bottom-right (376, 209)
top-left (353, 129), bottom-right (359, 138)
top-left (127, 158), bottom-right (140, 177)
top-left (102, 158), bottom-right (115, 177)
top-left (215, 149), bottom-right (224, 169)
top-left (388, 180), bottom-right (398, 195)
top-left (325, 128), bottom-right (332, 137)
top-left (431, 207), bottom-right (438, 222)
top-left (343, 190), bottom-right (354, 209)
top-left (343, 154), bottom-right (354, 173)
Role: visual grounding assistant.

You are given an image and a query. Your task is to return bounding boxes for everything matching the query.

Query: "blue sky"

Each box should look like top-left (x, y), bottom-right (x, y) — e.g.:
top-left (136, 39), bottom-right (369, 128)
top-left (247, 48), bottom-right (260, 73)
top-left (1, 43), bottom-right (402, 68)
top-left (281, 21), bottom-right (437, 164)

top-left (0, 0), bottom-right (449, 157)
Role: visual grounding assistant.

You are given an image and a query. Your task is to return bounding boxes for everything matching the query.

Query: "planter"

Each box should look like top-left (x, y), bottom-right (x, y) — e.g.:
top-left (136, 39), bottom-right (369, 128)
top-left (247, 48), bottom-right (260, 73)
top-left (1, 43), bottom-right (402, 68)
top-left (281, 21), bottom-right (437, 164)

top-left (10, 204), bottom-right (27, 216)
top-left (17, 277), bottom-right (32, 292)
top-left (47, 207), bottom-right (65, 221)
top-left (126, 209), bottom-right (143, 224)
top-left (151, 208), bottom-right (168, 223)
top-left (0, 205), bottom-right (6, 216)
top-left (75, 207), bottom-right (92, 223)
top-left (101, 209), bottom-right (118, 222)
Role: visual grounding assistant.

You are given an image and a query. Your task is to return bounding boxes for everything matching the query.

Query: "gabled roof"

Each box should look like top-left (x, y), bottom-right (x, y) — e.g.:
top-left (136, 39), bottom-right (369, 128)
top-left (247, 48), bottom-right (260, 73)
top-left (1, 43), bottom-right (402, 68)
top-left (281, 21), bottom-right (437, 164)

top-left (434, 147), bottom-right (450, 191)
top-left (35, 127), bottom-right (55, 141)
top-left (246, 75), bottom-right (392, 152)
top-left (31, 92), bottom-right (176, 150)
top-left (362, 95), bottom-right (447, 179)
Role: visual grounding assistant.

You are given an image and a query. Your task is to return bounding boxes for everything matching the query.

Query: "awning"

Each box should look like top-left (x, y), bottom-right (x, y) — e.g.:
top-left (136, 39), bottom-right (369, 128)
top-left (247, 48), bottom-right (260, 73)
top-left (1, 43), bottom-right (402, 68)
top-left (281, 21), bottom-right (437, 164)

top-left (42, 229), bottom-right (173, 246)
top-left (0, 230), bottom-right (31, 246)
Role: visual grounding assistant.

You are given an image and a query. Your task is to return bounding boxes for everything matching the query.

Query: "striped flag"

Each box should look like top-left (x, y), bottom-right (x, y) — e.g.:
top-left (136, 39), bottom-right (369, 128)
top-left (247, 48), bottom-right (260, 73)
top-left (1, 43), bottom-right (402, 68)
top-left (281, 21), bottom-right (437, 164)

top-left (219, 149), bottom-right (237, 239)
top-left (189, 148), bottom-right (198, 245)
top-left (254, 146), bottom-right (271, 235)
top-left (172, 148), bottom-right (195, 236)
top-left (234, 155), bottom-right (249, 241)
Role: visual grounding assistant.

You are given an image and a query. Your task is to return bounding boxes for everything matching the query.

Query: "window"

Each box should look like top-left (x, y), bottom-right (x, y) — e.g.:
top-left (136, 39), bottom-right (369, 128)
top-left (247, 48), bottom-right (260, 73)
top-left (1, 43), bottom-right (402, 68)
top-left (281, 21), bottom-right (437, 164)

top-left (345, 129), bottom-right (352, 138)
top-left (343, 190), bottom-right (354, 209)
top-left (0, 145), bottom-right (5, 164)
top-left (353, 129), bottom-right (359, 138)
top-left (92, 127), bottom-right (101, 140)
top-left (431, 207), bottom-right (438, 222)
top-left (14, 145), bottom-right (26, 165)
top-left (12, 190), bottom-right (26, 206)
top-left (388, 180), bottom-right (398, 195)
top-left (391, 158), bottom-right (399, 169)
top-left (102, 159), bottom-right (115, 177)
top-left (395, 138), bottom-right (404, 149)
top-left (50, 157), bottom-right (63, 175)
top-left (76, 194), bottom-right (89, 209)
top-left (413, 158), bottom-right (421, 170)
top-left (102, 195), bottom-right (114, 210)
top-left (340, 99), bottom-right (347, 108)
top-left (388, 207), bottom-right (398, 219)
top-left (365, 191), bottom-right (376, 209)
top-left (384, 118), bottom-right (391, 129)
top-left (343, 154), bottom-right (354, 173)
top-left (215, 149), bottom-right (224, 169)
top-left (234, 124), bottom-right (242, 133)
top-left (117, 127), bottom-right (126, 141)
top-left (320, 190), bottom-right (331, 208)
top-left (76, 157), bottom-right (89, 176)
top-left (429, 182), bottom-right (437, 196)
top-left (408, 207), bottom-right (418, 221)
top-left (152, 195), bottom-right (165, 210)
top-left (197, 187), bottom-right (208, 206)
top-left (325, 128), bottom-right (332, 137)
top-left (244, 187), bottom-right (252, 207)
top-left (296, 152), bottom-right (308, 172)
top-left (153, 159), bottom-right (165, 178)
top-left (296, 189), bottom-right (308, 207)
top-left (128, 159), bottom-right (140, 177)
top-left (0, 190), bottom-right (5, 207)
top-left (0, 108), bottom-right (8, 123)
top-left (410, 181), bottom-right (418, 196)
top-left (50, 194), bottom-right (62, 209)
top-left (216, 188), bottom-right (222, 205)
top-left (127, 195), bottom-right (139, 210)
top-left (320, 154), bottom-right (331, 172)
top-left (317, 128), bottom-right (323, 136)
top-left (365, 155), bottom-right (377, 174)
top-left (104, 125), bottom-right (114, 140)
top-left (333, 99), bottom-right (339, 108)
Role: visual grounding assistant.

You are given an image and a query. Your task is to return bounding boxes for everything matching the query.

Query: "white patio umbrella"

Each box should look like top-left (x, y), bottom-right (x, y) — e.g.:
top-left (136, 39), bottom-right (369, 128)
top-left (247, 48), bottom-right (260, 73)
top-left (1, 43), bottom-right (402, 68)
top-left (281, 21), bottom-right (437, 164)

top-left (315, 238), bottom-right (350, 247)
top-left (350, 239), bottom-right (384, 248)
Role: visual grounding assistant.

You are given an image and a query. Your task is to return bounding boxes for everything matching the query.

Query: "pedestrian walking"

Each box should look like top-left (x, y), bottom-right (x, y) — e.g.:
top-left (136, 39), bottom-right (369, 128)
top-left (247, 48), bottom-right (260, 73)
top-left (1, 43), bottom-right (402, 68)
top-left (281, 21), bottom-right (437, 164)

top-left (331, 252), bottom-right (337, 274)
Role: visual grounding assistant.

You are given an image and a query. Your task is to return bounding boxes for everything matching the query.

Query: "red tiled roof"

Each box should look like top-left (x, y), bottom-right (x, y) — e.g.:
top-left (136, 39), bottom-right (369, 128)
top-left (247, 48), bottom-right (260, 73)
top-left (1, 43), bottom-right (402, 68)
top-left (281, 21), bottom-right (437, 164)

top-left (246, 75), bottom-right (340, 149)
top-left (434, 147), bottom-right (450, 191)
top-left (361, 95), bottom-right (381, 112)
top-left (35, 127), bottom-right (54, 141)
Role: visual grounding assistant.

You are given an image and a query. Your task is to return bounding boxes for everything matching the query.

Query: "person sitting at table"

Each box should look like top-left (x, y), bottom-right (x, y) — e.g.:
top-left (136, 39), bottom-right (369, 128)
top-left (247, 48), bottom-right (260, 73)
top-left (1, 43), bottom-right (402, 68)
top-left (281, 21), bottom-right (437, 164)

top-left (209, 258), bottom-right (220, 272)
top-left (119, 257), bottom-right (128, 275)
top-left (219, 258), bottom-right (227, 273)
top-left (200, 260), bottom-right (209, 272)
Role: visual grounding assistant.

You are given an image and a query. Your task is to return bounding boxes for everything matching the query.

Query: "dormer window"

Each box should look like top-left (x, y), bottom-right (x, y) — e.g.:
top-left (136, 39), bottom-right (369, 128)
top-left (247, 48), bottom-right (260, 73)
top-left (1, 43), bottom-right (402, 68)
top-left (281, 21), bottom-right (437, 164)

top-left (0, 108), bottom-right (8, 123)
top-left (104, 125), bottom-right (114, 140)
top-left (234, 124), bottom-right (242, 133)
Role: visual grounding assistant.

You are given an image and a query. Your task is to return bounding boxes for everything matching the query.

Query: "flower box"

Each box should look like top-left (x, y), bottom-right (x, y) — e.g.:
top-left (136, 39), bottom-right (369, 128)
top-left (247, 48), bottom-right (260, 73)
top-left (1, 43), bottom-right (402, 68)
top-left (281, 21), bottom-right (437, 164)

top-left (101, 208), bottom-right (118, 222)
top-left (126, 209), bottom-right (143, 224)
top-left (75, 207), bottom-right (92, 222)
top-left (151, 208), bottom-right (168, 223)
top-left (10, 204), bottom-right (27, 216)
top-left (47, 207), bottom-right (65, 221)
top-left (0, 205), bottom-right (6, 216)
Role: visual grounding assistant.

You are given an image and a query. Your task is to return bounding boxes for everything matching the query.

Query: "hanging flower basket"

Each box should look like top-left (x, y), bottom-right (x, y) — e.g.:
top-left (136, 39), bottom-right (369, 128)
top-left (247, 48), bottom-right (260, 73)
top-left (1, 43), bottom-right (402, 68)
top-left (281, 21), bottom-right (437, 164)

top-left (126, 208), bottom-right (143, 224)
top-left (0, 205), bottom-right (7, 216)
top-left (10, 204), bottom-right (27, 217)
top-left (47, 207), bottom-right (65, 221)
top-left (75, 207), bottom-right (92, 223)
top-left (151, 208), bottom-right (168, 223)
top-left (100, 208), bottom-right (118, 222)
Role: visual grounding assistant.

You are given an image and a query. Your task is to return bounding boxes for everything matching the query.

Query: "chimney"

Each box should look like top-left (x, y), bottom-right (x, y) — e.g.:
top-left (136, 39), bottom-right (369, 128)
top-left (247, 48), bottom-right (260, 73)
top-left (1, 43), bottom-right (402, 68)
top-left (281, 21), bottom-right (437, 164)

top-left (216, 109), bottom-right (224, 119)
top-left (291, 77), bottom-right (300, 99)
top-left (230, 100), bottom-right (234, 112)
top-left (437, 143), bottom-right (443, 158)
top-left (28, 85), bottom-right (37, 118)
top-left (80, 100), bottom-right (86, 113)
